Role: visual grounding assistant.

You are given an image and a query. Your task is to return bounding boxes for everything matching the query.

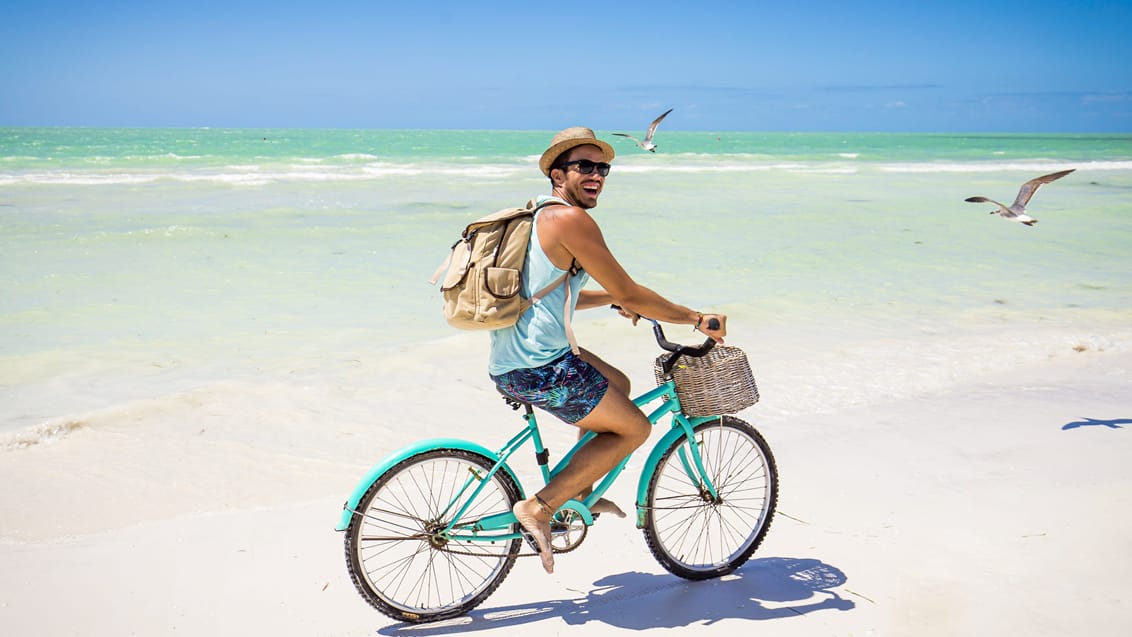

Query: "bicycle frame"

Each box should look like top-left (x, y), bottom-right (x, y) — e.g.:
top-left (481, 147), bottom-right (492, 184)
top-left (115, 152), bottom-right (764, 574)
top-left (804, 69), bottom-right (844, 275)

top-left (335, 376), bottom-right (723, 539)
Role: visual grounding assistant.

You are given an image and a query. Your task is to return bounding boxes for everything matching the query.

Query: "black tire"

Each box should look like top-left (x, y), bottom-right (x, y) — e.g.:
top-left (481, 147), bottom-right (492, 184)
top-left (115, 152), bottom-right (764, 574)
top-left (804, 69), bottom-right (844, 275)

top-left (344, 448), bottom-right (523, 623)
top-left (642, 416), bottom-right (777, 579)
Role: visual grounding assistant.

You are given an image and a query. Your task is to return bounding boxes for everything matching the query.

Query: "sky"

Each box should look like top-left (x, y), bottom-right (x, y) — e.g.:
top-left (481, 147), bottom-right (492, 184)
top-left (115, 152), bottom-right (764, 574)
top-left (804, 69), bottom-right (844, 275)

top-left (2, 0), bottom-right (1131, 132)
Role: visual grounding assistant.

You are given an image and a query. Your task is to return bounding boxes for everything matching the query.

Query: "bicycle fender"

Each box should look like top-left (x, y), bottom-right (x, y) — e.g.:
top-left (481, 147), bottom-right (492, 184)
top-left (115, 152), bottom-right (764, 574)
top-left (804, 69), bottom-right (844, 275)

top-left (335, 438), bottom-right (520, 531)
top-left (634, 426), bottom-right (689, 528)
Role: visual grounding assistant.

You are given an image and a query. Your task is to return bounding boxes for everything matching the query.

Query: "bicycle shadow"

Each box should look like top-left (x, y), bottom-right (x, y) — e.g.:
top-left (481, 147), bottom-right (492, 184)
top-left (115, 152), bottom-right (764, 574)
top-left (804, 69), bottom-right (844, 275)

top-left (377, 556), bottom-right (854, 635)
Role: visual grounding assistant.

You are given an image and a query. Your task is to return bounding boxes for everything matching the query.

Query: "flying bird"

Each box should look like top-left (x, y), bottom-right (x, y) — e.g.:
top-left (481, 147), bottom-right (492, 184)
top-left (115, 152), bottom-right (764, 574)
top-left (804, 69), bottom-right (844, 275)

top-left (613, 108), bottom-right (673, 152)
top-left (964, 169), bottom-right (1076, 226)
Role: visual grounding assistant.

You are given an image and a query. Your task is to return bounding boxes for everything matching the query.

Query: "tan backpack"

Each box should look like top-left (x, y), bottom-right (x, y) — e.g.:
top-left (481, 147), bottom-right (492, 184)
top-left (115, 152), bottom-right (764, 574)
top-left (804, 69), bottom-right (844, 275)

top-left (429, 197), bottom-right (580, 352)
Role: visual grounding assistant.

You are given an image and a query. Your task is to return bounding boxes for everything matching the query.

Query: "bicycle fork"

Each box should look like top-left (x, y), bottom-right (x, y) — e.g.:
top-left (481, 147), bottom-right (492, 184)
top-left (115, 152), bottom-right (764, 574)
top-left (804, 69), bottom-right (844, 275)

top-left (633, 381), bottom-right (723, 527)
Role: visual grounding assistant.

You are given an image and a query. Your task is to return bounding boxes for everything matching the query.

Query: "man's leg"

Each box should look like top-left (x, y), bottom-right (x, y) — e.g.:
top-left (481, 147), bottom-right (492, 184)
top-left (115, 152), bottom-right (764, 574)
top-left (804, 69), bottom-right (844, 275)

top-left (573, 348), bottom-right (634, 516)
top-left (513, 349), bottom-right (651, 573)
top-left (536, 380), bottom-right (651, 506)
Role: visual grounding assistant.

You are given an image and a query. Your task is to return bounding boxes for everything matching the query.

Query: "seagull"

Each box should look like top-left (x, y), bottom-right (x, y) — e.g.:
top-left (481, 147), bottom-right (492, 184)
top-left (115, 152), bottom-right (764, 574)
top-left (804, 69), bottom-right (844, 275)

top-left (613, 108), bottom-right (673, 152)
top-left (964, 169), bottom-right (1076, 226)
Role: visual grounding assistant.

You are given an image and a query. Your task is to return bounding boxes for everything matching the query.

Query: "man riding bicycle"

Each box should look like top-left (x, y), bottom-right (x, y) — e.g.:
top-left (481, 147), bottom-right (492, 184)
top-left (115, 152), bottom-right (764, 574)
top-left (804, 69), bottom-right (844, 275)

top-left (488, 126), bottom-right (727, 574)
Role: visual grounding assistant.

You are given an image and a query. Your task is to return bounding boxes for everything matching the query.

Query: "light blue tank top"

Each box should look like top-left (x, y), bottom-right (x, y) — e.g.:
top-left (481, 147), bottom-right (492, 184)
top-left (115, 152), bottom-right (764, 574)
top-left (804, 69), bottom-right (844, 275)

top-left (488, 200), bottom-right (590, 375)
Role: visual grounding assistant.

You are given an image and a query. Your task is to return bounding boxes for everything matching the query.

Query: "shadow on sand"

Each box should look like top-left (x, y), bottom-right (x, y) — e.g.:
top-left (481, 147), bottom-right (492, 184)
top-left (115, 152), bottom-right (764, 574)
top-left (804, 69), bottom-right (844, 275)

top-left (1062, 417), bottom-right (1129, 430)
top-left (378, 556), bottom-right (854, 635)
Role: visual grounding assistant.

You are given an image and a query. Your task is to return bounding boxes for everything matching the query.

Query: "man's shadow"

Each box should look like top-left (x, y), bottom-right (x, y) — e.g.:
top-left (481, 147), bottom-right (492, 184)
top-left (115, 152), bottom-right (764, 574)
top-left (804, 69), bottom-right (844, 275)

top-left (378, 556), bottom-right (854, 635)
top-left (1062, 417), bottom-right (1130, 430)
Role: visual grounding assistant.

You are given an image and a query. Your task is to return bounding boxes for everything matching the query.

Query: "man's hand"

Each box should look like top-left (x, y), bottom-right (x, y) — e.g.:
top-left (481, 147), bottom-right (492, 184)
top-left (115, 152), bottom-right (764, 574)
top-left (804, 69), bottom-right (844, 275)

top-left (696, 313), bottom-right (727, 343)
top-left (616, 306), bottom-right (640, 326)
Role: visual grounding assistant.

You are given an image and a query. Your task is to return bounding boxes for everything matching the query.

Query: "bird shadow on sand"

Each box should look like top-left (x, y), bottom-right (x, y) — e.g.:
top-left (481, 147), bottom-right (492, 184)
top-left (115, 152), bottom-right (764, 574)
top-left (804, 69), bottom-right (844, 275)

top-left (377, 556), bottom-right (854, 635)
top-left (1062, 417), bottom-right (1129, 430)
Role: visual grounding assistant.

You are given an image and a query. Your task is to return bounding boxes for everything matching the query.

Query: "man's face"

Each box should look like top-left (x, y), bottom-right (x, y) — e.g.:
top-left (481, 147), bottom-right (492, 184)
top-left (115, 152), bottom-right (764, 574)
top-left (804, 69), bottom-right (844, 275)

top-left (554, 145), bottom-right (608, 210)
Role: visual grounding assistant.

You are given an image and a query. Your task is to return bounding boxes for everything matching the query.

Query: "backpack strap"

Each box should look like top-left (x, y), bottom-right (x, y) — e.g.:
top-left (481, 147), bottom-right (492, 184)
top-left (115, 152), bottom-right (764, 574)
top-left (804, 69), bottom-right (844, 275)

top-left (527, 197), bottom-right (581, 355)
top-left (528, 270), bottom-right (577, 355)
top-left (428, 249), bottom-right (455, 286)
top-left (563, 275), bottom-right (579, 355)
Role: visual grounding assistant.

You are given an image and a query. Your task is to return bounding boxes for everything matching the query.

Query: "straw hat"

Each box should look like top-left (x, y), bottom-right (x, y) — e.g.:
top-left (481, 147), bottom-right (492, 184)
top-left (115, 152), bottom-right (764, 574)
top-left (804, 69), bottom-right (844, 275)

top-left (539, 127), bottom-right (615, 176)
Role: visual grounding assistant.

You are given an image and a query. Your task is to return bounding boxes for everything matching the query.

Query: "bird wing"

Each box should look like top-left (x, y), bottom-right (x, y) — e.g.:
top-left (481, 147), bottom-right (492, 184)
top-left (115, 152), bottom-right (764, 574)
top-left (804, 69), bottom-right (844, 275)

top-left (644, 108), bottom-right (673, 142)
top-left (612, 132), bottom-right (642, 144)
top-left (965, 196), bottom-right (1014, 216)
top-left (1012, 168), bottom-right (1075, 208)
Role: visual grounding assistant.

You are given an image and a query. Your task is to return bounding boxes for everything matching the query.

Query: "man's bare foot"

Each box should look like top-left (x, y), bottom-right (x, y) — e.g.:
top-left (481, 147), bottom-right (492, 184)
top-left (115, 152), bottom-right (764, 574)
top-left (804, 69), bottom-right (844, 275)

top-left (513, 497), bottom-right (554, 574)
top-left (576, 487), bottom-right (627, 519)
top-left (590, 497), bottom-right (627, 518)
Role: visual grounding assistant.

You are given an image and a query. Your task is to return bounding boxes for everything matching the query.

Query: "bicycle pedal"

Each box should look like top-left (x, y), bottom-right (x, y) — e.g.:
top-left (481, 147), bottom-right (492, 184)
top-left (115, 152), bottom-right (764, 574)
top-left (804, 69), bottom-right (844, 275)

top-left (518, 528), bottom-right (542, 552)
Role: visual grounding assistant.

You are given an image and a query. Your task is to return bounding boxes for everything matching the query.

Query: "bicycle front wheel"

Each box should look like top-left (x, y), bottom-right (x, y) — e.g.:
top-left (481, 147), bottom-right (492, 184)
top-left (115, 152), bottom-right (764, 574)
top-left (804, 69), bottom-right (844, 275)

top-left (344, 448), bottom-right (523, 623)
top-left (642, 416), bottom-right (777, 579)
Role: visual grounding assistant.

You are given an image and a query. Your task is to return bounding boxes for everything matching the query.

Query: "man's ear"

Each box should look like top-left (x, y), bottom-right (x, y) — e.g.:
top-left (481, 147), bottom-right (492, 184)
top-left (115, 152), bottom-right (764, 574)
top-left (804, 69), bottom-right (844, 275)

top-left (549, 167), bottom-right (565, 186)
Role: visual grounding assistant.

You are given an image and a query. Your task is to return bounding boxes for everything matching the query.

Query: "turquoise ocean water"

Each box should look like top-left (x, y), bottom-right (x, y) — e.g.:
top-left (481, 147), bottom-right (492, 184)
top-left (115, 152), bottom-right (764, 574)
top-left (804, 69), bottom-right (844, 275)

top-left (2, 128), bottom-right (1131, 442)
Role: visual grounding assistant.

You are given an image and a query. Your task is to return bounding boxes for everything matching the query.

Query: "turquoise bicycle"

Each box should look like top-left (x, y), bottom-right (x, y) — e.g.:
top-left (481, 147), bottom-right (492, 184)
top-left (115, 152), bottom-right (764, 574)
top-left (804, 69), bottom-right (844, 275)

top-left (335, 317), bottom-right (778, 623)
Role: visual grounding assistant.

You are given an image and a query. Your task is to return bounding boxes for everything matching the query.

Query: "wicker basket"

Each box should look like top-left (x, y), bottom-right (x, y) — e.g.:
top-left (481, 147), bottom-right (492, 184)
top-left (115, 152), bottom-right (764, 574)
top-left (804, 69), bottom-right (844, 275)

top-left (653, 345), bottom-right (759, 417)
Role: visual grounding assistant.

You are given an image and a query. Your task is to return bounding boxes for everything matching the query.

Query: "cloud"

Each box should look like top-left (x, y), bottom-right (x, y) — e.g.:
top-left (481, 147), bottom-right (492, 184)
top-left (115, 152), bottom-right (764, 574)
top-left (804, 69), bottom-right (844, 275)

top-left (817, 84), bottom-right (944, 92)
top-left (977, 90), bottom-right (1132, 102)
top-left (1080, 92), bottom-right (1132, 104)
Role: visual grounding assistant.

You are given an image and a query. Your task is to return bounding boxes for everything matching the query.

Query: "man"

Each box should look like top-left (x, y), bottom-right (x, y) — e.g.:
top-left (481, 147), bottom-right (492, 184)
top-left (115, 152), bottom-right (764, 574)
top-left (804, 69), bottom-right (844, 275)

top-left (489, 127), bottom-right (727, 574)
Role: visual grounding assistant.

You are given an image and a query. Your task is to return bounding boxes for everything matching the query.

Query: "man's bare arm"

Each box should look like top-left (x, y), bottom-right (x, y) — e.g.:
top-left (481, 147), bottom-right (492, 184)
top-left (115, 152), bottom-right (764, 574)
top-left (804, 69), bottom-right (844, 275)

top-left (544, 206), bottom-right (726, 339)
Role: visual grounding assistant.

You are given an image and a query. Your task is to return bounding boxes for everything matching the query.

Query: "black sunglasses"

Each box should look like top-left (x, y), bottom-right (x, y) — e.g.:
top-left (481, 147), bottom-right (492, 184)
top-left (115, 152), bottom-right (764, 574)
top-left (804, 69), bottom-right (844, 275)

top-left (558, 159), bottom-right (611, 177)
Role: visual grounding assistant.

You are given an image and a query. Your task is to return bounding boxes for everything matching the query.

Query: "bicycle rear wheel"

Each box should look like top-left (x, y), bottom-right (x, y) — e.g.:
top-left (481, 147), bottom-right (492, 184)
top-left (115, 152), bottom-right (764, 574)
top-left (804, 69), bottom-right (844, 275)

top-left (642, 416), bottom-right (777, 579)
top-left (344, 448), bottom-right (522, 623)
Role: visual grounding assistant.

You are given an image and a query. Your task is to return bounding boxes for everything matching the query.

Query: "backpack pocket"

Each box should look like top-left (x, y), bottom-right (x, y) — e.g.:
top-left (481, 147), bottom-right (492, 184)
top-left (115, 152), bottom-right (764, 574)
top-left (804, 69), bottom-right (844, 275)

top-left (468, 266), bottom-right (527, 328)
top-left (484, 266), bottom-right (522, 298)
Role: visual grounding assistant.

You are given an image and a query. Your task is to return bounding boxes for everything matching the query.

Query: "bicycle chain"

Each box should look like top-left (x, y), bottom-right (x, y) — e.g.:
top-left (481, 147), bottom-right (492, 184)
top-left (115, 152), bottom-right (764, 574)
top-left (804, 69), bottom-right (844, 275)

top-left (354, 503), bottom-right (711, 560)
top-left (357, 504), bottom-right (729, 563)
top-left (375, 525), bottom-right (587, 559)
top-left (437, 519), bottom-right (588, 558)
top-left (438, 539), bottom-right (580, 559)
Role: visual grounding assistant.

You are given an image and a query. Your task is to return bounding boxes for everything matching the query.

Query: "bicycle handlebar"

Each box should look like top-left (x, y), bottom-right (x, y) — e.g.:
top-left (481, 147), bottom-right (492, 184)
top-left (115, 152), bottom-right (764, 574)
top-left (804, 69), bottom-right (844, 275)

top-left (611, 305), bottom-right (720, 375)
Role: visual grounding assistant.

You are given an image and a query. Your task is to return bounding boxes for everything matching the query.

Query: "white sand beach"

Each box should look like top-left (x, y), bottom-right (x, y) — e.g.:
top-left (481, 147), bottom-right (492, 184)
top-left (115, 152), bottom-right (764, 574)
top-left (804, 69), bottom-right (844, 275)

top-left (3, 128), bottom-right (1130, 636)
top-left (2, 327), bottom-right (1129, 637)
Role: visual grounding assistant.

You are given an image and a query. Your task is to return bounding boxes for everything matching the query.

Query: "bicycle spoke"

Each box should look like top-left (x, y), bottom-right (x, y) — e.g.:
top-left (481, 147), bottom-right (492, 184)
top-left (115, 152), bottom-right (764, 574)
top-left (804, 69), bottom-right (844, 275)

top-left (642, 417), bottom-right (777, 579)
top-left (345, 449), bottom-right (522, 622)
